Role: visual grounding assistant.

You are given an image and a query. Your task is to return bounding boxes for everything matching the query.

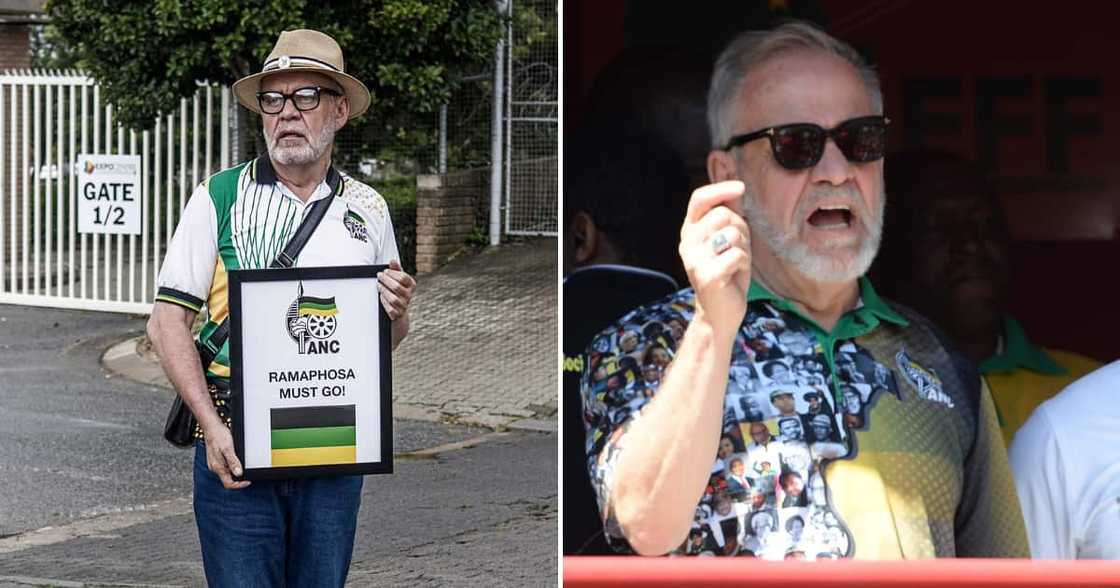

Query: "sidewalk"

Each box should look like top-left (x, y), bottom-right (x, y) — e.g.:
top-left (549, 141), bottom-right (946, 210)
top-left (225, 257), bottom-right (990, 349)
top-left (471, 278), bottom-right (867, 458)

top-left (102, 238), bottom-right (558, 432)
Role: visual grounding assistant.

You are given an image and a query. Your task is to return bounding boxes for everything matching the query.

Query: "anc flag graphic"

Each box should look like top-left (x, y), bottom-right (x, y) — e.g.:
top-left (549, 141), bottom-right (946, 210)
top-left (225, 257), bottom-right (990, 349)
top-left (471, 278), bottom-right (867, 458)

top-left (270, 405), bottom-right (356, 466)
top-left (297, 295), bottom-right (338, 318)
top-left (345, 209), bottom-right (366, 226)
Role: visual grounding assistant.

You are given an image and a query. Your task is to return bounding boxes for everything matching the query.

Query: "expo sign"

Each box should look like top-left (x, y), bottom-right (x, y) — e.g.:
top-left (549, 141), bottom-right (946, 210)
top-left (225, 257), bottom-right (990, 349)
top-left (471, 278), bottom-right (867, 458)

top-left (77, 154), bottom-right (142, 235)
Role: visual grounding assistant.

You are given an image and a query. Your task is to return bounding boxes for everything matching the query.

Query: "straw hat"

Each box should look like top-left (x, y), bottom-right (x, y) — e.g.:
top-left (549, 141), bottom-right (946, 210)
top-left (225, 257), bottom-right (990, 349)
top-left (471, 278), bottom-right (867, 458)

top-left (232, 29), bottom-right (371, 119)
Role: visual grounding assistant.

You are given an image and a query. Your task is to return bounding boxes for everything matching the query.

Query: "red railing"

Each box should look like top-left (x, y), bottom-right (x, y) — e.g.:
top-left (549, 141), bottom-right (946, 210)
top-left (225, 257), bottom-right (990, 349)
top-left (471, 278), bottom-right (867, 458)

top-left (564, 556), bottom-right (1120, 587)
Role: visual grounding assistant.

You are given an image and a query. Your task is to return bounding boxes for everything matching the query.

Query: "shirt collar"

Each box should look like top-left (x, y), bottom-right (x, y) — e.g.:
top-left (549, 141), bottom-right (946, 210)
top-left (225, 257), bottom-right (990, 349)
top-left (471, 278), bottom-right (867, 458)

top-left (978, 314), bottom-right (1067, 375)
top-left (255, 155), bottom-right (280, 185)
top-left (747, 276), bottom-right (907, 325)
top-left (253, 156), bottom-right (337, 203)
top-left (746, 276), bottom-right (908, 338)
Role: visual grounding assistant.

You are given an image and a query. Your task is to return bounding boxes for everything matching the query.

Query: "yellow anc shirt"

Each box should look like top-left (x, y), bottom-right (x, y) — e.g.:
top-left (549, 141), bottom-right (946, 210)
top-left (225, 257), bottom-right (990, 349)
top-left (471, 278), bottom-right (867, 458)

top-left (580, 279), bottom-right (1029, 559)
top-left (979, 315), bottom-right (1102, 448)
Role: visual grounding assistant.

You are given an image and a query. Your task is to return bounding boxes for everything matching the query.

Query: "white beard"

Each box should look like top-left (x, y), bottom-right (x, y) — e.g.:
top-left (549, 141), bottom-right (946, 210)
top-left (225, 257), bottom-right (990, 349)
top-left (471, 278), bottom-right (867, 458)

top-left (268, 120), bottom-right (338, 166)
top-left (741, 181), bottom-right (883, 283)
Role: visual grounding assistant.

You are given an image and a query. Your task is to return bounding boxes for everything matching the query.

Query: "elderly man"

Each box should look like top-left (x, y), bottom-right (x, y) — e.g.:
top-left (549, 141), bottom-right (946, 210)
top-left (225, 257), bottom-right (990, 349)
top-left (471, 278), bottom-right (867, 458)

top-left (580, 21), bottom-right (1028, 558)
top-left (147, 30), bottom-right (414, 584)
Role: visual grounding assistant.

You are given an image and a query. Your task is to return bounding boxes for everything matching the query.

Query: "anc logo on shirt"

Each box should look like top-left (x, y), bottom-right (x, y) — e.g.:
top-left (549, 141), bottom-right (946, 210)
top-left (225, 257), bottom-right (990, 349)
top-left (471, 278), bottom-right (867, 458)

top-left (343, 208), bottom-right (369, 242)
top-left (895, 350), bottom-right (953, 408)
top-left (286, 281), bottom-right (341, 355)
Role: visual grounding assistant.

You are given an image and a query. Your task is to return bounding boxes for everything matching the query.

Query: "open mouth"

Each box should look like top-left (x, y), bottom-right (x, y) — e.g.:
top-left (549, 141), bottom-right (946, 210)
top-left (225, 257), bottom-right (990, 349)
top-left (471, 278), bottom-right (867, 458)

top-left (276, 130), bottom-right (305, 141)
top-left (807, 205), bottom-right (853, 230)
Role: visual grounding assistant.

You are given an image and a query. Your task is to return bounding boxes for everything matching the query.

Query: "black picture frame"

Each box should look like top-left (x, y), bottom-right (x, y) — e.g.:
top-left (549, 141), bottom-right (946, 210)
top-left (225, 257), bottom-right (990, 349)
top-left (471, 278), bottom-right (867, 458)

top-left (229, 264), bottom-right (393, 480)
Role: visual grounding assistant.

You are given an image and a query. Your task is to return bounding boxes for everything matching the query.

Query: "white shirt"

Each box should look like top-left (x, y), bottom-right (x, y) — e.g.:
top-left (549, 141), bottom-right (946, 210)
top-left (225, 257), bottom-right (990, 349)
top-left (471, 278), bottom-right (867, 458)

top-left (1008, 360), bottom-right (1120, 559)
top-left (157, 159), bottom-right (399, 311)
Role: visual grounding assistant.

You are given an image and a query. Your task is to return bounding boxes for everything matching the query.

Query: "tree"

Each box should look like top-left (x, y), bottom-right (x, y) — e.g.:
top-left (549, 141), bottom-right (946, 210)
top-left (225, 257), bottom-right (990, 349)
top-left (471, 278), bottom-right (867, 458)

top-left (43, 0), bottom-right (505, 166)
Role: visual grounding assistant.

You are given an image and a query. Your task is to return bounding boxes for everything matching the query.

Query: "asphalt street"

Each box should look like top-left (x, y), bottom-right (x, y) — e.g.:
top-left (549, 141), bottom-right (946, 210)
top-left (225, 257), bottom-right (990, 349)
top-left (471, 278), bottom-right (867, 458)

top-left (0, 304), bottom-right (557, 586)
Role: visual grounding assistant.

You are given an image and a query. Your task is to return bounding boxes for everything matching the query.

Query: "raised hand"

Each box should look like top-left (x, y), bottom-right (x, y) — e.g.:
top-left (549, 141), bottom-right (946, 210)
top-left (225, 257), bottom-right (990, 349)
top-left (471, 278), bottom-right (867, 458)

top-left (678, 181), bottom-right (752, 341)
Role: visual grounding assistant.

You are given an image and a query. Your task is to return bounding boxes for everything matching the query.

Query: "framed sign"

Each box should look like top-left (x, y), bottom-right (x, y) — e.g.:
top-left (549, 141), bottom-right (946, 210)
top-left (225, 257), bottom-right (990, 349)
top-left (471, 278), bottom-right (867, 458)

top-left (76, 154), bottom-right (143, 235)
top-left (229, 264), bottom-right (392, 480)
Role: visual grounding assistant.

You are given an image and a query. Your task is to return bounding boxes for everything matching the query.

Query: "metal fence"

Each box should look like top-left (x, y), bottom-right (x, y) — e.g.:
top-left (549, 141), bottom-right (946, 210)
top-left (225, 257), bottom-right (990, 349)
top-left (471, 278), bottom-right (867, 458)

top-left (0, 69), bottom-right (229, 313)
top-left (325, 0), bottom-right (559, 243)
top-left (505, 0), bottom-right (558, 236)
top-left (0, 1), bottom-right (558, 316)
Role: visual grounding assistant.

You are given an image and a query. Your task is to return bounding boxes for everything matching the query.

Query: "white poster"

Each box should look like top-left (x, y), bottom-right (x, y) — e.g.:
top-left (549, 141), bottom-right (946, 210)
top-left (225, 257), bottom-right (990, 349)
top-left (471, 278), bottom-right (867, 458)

top-left (76, 154), bottom-right (143, 235)
top-left (231, 266), bottom-right (392, 479)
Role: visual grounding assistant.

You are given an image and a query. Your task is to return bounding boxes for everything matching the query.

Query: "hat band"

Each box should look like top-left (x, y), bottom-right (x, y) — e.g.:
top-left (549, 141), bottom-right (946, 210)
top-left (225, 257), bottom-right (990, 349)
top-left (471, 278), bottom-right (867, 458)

top-left (262, 55), bottom-right (343, 73)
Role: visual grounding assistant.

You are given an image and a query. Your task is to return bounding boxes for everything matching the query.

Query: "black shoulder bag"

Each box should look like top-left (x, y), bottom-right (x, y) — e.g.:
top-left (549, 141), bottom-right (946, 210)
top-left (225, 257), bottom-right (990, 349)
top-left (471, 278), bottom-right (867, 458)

top-left (163, 169), bottom-right (341, 447)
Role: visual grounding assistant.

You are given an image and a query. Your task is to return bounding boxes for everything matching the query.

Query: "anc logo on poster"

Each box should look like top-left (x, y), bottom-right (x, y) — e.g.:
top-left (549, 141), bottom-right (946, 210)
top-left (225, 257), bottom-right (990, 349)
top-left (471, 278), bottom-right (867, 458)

top-left (285, 281), bottom-right (341, 355)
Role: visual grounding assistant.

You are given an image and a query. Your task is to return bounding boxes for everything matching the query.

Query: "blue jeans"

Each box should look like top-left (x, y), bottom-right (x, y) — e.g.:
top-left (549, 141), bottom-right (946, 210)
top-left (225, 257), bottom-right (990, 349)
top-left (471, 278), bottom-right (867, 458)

top-left (193, 442), bottom-right (364, 587)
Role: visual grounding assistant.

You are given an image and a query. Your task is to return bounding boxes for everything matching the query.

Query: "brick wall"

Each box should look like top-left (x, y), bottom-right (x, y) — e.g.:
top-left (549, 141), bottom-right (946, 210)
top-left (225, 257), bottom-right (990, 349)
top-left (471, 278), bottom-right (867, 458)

top-left (0, 25), bottom-right (30, 70)
top-left (415, 167), bottom-right (490, 273)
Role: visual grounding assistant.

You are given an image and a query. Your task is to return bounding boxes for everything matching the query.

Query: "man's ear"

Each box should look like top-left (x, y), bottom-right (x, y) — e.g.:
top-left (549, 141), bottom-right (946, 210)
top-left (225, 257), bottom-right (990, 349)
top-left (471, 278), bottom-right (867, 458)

top-left (570, 211), bottom-right (599, 266)
top-left (707, 149), bottom-right (739, 183)
top-left (335, 95), bottom-right (351, 129)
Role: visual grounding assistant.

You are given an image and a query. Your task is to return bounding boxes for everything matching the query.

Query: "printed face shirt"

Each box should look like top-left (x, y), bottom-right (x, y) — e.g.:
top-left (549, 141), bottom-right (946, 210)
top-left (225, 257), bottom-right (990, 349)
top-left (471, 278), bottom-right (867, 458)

top-left (580, 279), bottom-right (1029, 559)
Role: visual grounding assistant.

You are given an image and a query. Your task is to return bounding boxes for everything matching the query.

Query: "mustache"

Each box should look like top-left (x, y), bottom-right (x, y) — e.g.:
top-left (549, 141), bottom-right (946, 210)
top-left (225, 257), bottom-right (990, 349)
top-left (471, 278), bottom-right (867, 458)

top-left (274, 127), bottom-right (307, 138)
top-left (798, 184), bottom-right (864, 211)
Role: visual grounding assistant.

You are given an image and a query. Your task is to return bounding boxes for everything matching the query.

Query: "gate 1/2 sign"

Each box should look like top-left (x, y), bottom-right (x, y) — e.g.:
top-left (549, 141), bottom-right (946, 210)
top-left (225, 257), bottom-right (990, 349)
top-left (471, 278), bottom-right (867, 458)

top-left (77, 154), bottom-right (142, 235)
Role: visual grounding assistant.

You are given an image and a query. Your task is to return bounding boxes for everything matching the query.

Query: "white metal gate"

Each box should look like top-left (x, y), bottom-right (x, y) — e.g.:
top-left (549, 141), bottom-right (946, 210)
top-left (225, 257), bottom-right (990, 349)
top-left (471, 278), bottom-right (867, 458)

top-left (504, 0), bottom-right (558, 236)
top-left (0, 69), bottom-right (231, 314)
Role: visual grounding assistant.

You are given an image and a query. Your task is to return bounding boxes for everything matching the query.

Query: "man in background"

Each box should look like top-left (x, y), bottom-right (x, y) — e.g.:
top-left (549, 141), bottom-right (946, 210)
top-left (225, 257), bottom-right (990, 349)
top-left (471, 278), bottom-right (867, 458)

top-left (871, 150), bottom-right (1100, 446)
top-left (562, 122), bottom-right (691, 554)
top-left (562, 123), bottom-right (689, 282)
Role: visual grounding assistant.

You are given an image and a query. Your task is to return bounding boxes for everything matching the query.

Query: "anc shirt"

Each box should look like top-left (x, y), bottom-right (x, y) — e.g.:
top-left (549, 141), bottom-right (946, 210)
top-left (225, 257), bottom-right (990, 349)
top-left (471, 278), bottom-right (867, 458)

top-left (580, 278), bottom-right (1029, 559)
top-left (979, 315), bottom-right (1101, 448)
top-left (156, 156), bottom-right (399, 382)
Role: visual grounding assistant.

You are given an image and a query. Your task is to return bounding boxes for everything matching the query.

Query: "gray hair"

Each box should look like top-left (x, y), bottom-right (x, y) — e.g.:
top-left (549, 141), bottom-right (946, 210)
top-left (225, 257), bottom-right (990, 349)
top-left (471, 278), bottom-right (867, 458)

top-left (706, 21), bottom-right (883, 149)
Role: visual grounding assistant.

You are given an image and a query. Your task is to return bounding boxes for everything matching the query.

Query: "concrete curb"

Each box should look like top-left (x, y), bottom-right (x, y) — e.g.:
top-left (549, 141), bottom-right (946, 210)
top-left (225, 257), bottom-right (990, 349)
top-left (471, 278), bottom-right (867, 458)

top-left (101, 336), bottom-right (557, 434)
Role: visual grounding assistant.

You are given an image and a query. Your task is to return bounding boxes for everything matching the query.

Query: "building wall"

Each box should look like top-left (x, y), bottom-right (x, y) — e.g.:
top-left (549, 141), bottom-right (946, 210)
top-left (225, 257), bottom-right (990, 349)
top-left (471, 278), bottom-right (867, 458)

top-left (415, 168), bottom-right (489, 273)
top-left (0, 24), bottom-right (30, 70)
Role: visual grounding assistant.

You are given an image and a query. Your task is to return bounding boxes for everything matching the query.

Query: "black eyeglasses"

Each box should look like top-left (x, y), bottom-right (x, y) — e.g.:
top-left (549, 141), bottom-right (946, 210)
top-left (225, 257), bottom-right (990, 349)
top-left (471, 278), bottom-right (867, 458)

top-left (722, 115), bottom-right (889, 170)
top-left (256, 86), bottom-right (342, 115)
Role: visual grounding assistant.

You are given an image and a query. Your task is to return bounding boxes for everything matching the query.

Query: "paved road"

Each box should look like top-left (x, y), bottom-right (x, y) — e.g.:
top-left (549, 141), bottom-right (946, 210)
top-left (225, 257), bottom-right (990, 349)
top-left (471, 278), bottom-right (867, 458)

top-left (0, 305), bottom-right (556, 586)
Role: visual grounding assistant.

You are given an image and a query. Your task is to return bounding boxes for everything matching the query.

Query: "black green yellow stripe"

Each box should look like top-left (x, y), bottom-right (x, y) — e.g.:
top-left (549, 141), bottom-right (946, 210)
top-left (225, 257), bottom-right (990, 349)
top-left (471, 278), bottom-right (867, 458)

top-left (298, 296), bottom-right (338, 316)
top-left (270, 405), bottom-right (357, 467)
top-left (155, 287), bottom-right (203, 312)
top-left (345, 209), bottom-right (365, 225)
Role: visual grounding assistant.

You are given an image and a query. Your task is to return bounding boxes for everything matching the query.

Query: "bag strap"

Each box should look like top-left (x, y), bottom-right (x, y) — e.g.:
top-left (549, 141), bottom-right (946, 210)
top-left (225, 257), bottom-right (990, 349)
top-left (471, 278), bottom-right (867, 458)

top-left (269, 166), bottom-right (341, 269)
top-left (198, 165), bottom-right (342, 371)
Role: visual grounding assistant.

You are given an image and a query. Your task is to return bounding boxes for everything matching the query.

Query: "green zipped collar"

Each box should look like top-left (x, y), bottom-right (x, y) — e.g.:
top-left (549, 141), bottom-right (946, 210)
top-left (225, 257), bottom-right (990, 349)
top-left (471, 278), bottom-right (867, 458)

top-left (746, 276), bottom-right (908, 340)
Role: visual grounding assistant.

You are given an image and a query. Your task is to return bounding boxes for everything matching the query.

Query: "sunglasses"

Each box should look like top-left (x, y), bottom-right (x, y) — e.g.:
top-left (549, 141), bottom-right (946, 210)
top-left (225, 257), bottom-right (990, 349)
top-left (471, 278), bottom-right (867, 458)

top-left (721, 115), bottom-right (889, 170)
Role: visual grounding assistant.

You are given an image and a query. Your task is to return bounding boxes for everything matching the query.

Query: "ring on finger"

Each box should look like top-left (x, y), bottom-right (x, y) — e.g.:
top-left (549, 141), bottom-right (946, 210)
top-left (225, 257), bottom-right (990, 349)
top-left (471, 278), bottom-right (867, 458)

top-left (710, 230), bottom-right (731, 255)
